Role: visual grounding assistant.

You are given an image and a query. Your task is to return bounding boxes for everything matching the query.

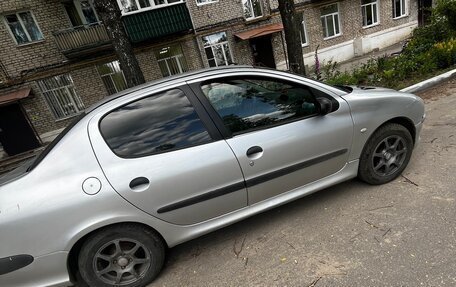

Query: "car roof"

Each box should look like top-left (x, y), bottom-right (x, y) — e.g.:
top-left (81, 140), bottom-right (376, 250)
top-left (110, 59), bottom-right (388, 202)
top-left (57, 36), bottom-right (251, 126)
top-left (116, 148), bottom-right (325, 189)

top-left (86, 65), bottom-right (256, 113)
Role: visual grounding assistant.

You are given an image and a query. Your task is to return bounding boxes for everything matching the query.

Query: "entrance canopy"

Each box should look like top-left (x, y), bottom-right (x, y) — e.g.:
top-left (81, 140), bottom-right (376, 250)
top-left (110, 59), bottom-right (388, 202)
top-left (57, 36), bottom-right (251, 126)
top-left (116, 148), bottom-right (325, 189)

top-left (0, 88), bottom-right (32, 107)
top-left (234, 23), bottom-right (284, 40)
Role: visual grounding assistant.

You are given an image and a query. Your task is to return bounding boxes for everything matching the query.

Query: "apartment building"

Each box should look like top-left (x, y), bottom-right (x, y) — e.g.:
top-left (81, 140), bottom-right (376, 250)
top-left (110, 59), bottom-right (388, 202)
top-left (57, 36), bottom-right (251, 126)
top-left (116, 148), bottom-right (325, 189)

top-left (0, 0), bottom-right (419, 158)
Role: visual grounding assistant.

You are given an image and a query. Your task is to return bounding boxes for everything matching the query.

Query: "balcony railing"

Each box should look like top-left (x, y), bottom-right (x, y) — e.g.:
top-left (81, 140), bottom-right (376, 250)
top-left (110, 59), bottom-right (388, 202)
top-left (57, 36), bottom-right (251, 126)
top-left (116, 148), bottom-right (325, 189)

top-left (123, 3), bottom-right (193, 43)
top-left (52, 23), bottom-right (112, 58)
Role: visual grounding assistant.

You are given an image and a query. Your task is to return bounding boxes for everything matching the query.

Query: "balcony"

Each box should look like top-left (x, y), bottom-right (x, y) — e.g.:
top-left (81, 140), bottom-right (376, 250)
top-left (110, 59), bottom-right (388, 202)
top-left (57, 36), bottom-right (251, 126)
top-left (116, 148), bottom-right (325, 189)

top-left (123, 3), bottom-right (193, 44)
top-left (52, 23), bottom-right (113, 59)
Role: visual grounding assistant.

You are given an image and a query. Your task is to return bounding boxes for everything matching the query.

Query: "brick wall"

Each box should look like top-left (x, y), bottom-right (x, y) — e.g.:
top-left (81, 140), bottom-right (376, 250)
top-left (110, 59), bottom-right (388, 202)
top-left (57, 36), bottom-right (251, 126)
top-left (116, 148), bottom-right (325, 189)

top-left (0, 0), bottom-right (70, 79)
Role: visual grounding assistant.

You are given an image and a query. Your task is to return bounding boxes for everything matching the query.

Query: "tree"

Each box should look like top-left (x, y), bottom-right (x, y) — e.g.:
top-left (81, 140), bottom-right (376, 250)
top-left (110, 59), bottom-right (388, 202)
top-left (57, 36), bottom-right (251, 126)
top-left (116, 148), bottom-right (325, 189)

top-left (94, 0), bottom-right (146, 88)
top-left (277, 0), bottom-right (306, 75)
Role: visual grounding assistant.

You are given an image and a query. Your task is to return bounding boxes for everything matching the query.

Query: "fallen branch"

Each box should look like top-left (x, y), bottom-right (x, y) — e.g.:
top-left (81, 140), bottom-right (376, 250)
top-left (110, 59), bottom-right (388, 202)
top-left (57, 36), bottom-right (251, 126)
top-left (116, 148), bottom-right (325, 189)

top-left (382, 228), bottom-right (392, 238)
top-left (233, 236), bottom-right (246, 258)
top-left (401, 175), bottom-right (419, 187)
top-left (365, 220), bottom-right (380, 229)
top-left (307, 276), bottom-right (322, 287)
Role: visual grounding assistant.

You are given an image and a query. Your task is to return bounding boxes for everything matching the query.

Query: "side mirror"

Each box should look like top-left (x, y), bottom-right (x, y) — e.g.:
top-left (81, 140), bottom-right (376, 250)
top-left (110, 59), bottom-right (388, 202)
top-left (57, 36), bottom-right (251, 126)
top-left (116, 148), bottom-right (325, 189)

top-left (316, 97), bottom-right (333, 115)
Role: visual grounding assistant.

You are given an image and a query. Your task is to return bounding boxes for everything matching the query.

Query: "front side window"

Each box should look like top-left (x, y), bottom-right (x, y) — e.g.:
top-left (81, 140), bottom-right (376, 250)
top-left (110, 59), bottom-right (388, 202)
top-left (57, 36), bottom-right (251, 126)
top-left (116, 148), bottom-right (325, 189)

top-left (201, 77), bottom-right (319, 134)
top-left (37, 74), bottom-right (85, 120)
top-left (320, 4), bottom-right (341, 39)
top-left (362, 0), bottom-right (379, 27)
top-left (4, 11), bottom-right (43, 45)
top-left (118, 0), bottom-right (183, 14)
top-left (97, 61), bottom-right (127, 95)
top-left (202, 32), bottom-right (234, 67)
top-left (243, 0), bottom-right (263, 20)
top-left (100, 89), bottom-right (212, 157)
top-left (300, 15), bottom-right (309, 46)
top-left (393, 0), bottom-right (407, 18)
top-left (155, 45), bottom-right (189, 77)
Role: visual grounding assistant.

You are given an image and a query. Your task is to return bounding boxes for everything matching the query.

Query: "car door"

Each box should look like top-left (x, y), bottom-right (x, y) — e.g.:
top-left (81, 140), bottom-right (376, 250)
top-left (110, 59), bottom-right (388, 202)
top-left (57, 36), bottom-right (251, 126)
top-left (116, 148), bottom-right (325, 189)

top-left (190, 73), bottom-right (353, 204)
top-left (88, 85), bottom-right (247, 225)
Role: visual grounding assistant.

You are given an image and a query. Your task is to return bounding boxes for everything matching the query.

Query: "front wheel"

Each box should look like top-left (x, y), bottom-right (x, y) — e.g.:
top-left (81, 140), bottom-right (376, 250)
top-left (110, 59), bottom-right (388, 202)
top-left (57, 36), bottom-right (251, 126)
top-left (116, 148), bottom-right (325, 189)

top-left (78, 224), bottom-right (165, 287)
top-left (358, 123), bottom-right (413, 185)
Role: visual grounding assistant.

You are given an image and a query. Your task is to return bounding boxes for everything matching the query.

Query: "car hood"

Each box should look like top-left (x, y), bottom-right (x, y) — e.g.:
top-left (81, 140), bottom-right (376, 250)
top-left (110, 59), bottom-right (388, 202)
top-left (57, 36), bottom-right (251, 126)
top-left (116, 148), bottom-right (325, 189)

top-left (339, 85), bottom-right (419, 101)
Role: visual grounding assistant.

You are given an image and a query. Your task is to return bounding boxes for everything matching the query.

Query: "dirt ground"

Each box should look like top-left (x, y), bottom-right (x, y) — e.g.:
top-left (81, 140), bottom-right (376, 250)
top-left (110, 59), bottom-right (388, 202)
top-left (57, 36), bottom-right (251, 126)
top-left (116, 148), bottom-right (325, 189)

top-left (148, 78), bottom-right (456, 287)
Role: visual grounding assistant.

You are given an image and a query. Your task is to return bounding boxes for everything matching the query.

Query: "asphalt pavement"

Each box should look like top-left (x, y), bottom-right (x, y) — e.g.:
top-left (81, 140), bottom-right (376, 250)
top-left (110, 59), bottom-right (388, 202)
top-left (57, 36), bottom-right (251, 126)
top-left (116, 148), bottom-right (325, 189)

top-left (149, 78), bottom-right (456, 287)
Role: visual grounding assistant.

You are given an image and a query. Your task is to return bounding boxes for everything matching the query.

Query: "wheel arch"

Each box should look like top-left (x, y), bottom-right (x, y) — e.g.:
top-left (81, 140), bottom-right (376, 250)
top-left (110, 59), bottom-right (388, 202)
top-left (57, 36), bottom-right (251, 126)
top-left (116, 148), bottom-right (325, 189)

top-left (382, 116), bottom-right (416, 145)
top-left (66, 221), bottom-right (168, 284)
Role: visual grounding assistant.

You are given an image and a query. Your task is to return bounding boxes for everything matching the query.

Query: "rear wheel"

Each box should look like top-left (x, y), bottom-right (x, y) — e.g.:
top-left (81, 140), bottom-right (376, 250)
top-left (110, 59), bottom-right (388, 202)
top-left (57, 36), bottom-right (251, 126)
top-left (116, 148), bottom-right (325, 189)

top-left (78, 224), bottom-right (165, 287)
top-left (358, 123), bottom-right (413, 185)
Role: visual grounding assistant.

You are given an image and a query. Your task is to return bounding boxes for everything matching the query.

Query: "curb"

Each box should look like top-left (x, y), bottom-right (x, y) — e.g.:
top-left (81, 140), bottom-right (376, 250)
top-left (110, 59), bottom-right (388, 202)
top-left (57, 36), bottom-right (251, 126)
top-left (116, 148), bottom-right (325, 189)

top-left (400, 68), bottom-right (456, 93)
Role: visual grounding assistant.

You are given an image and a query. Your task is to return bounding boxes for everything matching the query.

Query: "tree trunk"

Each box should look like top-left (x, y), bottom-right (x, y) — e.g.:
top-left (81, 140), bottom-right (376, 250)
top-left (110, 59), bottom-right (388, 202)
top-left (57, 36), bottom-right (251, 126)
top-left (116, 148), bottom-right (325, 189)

top-left (278, 0), bottom-right (306, 75)
top-left (94, 0), bottom-right (146, 88)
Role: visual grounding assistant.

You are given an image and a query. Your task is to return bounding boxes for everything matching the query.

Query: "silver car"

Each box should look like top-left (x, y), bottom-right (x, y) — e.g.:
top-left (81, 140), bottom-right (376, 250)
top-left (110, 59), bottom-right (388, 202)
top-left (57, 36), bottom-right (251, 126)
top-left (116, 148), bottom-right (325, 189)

top-left (0, 66), bottom-right (425, 287)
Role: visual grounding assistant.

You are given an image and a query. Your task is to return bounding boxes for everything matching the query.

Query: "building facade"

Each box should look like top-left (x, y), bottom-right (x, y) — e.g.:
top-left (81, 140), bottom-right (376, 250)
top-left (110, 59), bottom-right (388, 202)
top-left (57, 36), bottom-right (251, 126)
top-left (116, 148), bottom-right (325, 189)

top-left (0, 0), bottom-right (418, 158)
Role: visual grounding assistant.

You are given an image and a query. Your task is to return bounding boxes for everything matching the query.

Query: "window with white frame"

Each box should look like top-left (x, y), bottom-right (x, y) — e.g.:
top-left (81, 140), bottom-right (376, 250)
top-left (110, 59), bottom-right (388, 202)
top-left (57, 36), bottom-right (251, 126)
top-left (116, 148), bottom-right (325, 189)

top-left (392, 0), bottom-right (407, 18)
top-left (37, 74), bottom-right (85, 120)
top-left (97, 61), bottom-right (127, 95)
top-left (243, 0), bottom-right (263, 20)
top-left (361, 0), bottom-right (379, 27)
top-left (155, 45), bottom-right (189, 77)
top-left (4, 11), bottom-right (43, 45)
top-left (202, 32), bottom-right (234, 67)
top-left (320, 3), bottom-right (341, 39)
top-left (300, 15), bottom-right (309, 46)
top-left (117, 0), bottom-right (183, 14)
top-left (196, 0), bottom-right (218, 5)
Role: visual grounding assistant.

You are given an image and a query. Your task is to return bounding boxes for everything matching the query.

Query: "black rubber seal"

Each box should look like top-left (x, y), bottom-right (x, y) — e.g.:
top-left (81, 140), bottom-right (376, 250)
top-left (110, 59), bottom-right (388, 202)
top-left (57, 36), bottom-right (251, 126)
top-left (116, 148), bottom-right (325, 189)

top-left (0, 254), bottom-right (34, 275)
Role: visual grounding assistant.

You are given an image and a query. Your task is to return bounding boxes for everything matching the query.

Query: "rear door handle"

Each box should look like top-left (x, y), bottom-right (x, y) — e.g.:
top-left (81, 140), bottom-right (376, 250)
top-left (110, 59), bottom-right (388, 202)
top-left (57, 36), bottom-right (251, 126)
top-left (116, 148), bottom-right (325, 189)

top-left (246, 146), bottom-right (263, 160)
top-left (129, 177), bottom-right (150, 191)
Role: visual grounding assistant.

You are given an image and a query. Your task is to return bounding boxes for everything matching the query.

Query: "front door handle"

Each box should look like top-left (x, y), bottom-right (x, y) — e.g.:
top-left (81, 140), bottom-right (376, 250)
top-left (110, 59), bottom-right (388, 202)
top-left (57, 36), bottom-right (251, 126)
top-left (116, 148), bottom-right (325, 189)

top-left (129, 177), bottom-right (150, 191)
top-left (246, 146), bottom-right (263, 160)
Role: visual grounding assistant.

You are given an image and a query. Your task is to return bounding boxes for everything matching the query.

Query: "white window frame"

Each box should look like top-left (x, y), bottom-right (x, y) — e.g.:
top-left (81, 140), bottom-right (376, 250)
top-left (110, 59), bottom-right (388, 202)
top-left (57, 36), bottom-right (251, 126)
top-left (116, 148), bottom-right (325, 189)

top-left (155, 45), bottom-right (188, 77)
top-left (300, 15), bottom-right (309, 47)
top-left (361, 0), bottom-right (379, 28)
top-left (37, 74), bottom-right (85, 121)
top-left (97, 60), bottom-right (127, 95)
top-left (196, 0), bottom-right (219, 6)
top-left (116, 0), bottom-right (184, 15)
top-left (202, 32), bottom-right (233, 67)
top-left (74, 0), bottom-right (100, 25)
top-left (320, 3), bottom-right (342, 40)
top-left (243, 0), bottom-right (263, 21)
top-left (3, 11), bottom-right (44, 45)
top-left (392, 0), bottom-right (408, 19)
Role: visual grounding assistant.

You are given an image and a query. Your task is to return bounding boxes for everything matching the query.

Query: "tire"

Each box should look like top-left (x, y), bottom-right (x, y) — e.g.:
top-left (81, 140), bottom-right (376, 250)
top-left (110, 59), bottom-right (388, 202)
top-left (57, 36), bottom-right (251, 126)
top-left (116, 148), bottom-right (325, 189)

top-left (78, 224), bottom-right (165, 287)
top-left (358, 123), bottom-right (413, 185)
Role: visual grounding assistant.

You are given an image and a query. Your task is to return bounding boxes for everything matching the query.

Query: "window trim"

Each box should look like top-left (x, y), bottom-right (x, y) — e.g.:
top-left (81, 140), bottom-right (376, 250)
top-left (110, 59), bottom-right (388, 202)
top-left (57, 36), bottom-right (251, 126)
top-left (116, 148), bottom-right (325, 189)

top-left (361, 0), bottom-right (380, 28)
top-left (196, 0), bottom-right (219, 6)
top-left (155, 44), bottom-right (189, 77)
top-left (3, 11), bottom-right (44, 46)
top-left (300, 15), bottom-right (309, 47)
top-left (202, 32), bottom-right (234, 67)
top-left (116, 0), bottom-right (185, 16)
top-left (96, 60), bottom-right (127, 95)
top-left (320, 3), bottom-right (342, 40)
top-left (98, 85), bottom-right (222, 159)
top-left (192, 76), bottom-right (330, 138)
top-left (243, 0), bottom-right (263, 21)
top-left (392, 0), bottom-right (408, 19)
top-left (37, 74), bottom-right (85, 121)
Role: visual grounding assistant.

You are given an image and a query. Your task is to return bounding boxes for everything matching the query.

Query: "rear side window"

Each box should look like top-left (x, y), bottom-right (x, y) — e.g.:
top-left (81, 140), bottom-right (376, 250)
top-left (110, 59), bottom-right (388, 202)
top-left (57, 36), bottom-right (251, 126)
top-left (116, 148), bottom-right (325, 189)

top-left (201, 77), bottom-right (319, 134)
top-left (100, 89), bottom-right (212, 158)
